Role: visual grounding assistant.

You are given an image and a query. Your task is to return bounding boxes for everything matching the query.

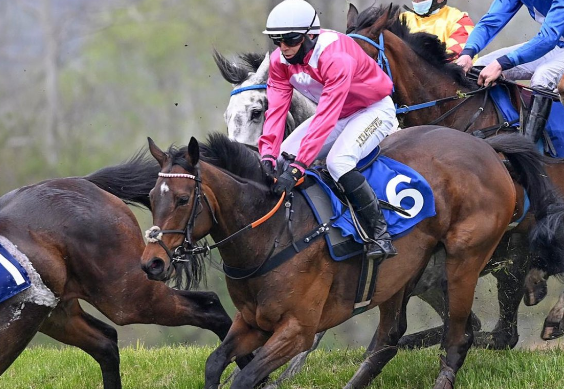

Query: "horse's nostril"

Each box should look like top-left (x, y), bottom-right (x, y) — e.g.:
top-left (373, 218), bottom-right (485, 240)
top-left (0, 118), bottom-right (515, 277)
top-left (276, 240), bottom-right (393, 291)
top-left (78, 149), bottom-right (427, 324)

top-left (143, 257), bottom-right (166, 279)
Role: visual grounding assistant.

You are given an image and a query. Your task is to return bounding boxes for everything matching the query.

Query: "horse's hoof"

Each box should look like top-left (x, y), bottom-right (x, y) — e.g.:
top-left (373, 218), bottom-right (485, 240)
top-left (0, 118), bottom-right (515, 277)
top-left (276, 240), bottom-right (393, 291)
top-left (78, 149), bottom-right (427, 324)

top-left (541, 321), bottom-right (564, 340)
top-left (433, 369), bottom-right (455, 389)
top-left (344, 361), bottom-right (376, 389)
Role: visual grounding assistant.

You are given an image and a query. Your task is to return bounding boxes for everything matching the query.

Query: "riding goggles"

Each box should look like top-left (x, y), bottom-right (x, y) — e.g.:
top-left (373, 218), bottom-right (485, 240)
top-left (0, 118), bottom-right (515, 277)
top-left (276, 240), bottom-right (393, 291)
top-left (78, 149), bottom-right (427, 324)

top-left (270, 33), bottom-right (304, 47)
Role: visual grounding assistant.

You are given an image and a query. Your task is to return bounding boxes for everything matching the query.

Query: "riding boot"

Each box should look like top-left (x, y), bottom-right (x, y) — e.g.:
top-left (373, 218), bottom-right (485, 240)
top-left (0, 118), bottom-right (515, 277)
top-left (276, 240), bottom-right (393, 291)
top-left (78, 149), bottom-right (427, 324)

top-left (338, 170), bottom-right (397, 261)
top-left (523, 93), bottom-right (552, 143)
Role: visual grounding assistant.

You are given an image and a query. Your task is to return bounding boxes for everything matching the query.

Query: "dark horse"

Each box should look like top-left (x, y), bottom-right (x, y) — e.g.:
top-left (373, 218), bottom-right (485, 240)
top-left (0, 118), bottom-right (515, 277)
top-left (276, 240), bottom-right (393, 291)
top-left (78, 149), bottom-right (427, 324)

top-left (0, 154), bottom-right (243, 389)
top-left (141, 128), bottom-right (564, 389)
top-left (347, 3), bottom-right (564, 349)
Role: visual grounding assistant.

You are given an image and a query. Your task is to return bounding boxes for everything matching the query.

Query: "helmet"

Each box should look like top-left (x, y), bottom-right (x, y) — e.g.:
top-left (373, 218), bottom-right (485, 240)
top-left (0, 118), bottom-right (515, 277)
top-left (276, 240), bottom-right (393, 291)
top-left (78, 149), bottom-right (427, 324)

top-left (263, 0), bottom-right (321, 36)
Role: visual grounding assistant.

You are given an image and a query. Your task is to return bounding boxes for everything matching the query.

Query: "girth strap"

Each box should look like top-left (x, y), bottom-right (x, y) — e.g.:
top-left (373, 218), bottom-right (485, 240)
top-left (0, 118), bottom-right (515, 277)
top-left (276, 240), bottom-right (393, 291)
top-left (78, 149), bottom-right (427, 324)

top-left (222, 223), bottom-right (329, 279)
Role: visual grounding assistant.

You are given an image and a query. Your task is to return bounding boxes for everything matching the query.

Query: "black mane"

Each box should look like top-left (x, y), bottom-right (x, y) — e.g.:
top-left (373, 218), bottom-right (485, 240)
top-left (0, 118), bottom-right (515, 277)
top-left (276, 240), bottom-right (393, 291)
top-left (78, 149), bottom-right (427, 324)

top-left (349, 4), bottom-right (472, 88)
top-left (169, 133), bottom-right (265, 183)
top-left (213, 50), bottom-right (266, 85)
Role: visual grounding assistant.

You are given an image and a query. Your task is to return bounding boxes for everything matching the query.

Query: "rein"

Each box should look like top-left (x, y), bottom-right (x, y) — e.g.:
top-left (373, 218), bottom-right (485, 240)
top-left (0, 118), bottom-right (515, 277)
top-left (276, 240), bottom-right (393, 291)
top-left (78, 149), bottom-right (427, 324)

top-left (145, 171), bottom-right (285, 263)
top-left (348, 32), bottom-right (492, 127)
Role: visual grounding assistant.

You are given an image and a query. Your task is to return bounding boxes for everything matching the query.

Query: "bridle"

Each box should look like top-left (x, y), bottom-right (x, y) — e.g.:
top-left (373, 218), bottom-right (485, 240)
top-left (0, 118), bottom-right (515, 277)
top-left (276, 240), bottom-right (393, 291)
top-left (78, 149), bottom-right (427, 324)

top-left (145, 169), bottom-right (285, 265)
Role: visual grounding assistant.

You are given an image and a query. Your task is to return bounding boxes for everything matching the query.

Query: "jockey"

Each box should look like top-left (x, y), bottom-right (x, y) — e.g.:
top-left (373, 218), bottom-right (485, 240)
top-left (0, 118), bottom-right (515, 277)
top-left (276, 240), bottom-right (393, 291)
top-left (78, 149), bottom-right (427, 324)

top-left (401, 0), bottom-right (475, 57)
top-left (456, 0), bottom-right (564, 143)
top-left (259, 0), bottom-right (399, 261)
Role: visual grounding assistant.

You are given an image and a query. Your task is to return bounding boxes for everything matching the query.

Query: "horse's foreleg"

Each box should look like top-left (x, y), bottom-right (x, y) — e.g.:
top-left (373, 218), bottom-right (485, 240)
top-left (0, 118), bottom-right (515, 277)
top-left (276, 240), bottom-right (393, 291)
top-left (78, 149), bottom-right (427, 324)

top-left (0, 302), bottom-right (51, 374)
top-left (228, 316), bottom-right (316, 389)
top-left (205, 312), bottom-right (270, 389)
top-left (541, 290), bottom-right (564, 340)
top-left (39, 299), bottom-right (121, 389)
top-left (344, 291), bottom-right (408, 389)
top-left (94, 282), bottom-right (233, 340)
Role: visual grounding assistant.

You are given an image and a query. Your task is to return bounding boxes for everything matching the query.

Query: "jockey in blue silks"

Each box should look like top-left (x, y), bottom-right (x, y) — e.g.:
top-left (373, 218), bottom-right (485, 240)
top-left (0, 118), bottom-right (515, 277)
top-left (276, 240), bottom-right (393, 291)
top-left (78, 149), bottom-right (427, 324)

top-left (456, 0), bottom-right (564, 144)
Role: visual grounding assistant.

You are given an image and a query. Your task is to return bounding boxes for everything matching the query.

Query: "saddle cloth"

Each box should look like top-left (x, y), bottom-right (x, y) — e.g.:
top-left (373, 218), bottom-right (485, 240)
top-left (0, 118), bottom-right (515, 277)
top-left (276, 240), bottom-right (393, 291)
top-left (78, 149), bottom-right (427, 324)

top-left (300, 151), bottom-right (436, 261)
top-left (490, 85), bottom-right (564, 157)
top-left (0, 242), bottom-right (31, 303)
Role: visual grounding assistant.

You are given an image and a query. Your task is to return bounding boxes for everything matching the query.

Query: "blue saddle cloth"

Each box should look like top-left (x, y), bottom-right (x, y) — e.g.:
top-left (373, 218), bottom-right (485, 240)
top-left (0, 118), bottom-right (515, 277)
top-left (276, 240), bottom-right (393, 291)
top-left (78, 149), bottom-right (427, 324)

top-left (490, 85), bottom-right (564, 157)
top-left (0, 242), bottom-right (31, 303)
top-left (305, 151), bottom-right (436, 246)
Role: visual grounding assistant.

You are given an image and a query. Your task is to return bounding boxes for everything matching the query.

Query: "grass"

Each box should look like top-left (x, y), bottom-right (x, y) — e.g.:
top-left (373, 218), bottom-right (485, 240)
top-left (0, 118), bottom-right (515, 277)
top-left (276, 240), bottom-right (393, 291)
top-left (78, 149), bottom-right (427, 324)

top-left (2, 345), bottom-right (564, 388)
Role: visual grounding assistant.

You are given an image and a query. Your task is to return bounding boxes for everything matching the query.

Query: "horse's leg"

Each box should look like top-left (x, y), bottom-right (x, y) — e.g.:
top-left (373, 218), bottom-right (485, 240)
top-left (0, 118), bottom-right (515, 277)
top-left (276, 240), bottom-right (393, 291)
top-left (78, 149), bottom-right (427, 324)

top-left (0, 302), bottom-right (51, 374)
top-left (205, 312), bottom-right (270, 389)
top-left (434, 249), bottom-right (495, 389)
top-left (541, 290), bottom-right (564, 340)
top-left (262, 330), bottom-right (326, 389)
top-left (227, 316), bottom-right (318, 389)
top-left (39, 299), bottom-right (122, 389)
top-left (344, 291), bottom-right (408, 389)
top-left (474, 232), bottom-right (529, 349)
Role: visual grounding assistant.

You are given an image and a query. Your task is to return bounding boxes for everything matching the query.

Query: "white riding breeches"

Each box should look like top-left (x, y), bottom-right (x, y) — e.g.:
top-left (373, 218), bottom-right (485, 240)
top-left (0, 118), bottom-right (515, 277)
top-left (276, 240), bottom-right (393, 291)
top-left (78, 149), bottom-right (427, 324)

top-left (278, 96), bottom-right (399, 181)
top-left (475, 43), bottom-right (564, 91)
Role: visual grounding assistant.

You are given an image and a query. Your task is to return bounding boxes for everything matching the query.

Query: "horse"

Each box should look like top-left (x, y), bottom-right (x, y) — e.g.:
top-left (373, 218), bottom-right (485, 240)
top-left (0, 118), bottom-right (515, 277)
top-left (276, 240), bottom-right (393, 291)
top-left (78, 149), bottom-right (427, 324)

top-left (213, 50), bottom-right (316, 146)
top-left (140, 128), bottom-right (564, 389)
top-left (0, 153), bottom-right (250, 389)
top-left (346, 2), bottom-right (564, 350)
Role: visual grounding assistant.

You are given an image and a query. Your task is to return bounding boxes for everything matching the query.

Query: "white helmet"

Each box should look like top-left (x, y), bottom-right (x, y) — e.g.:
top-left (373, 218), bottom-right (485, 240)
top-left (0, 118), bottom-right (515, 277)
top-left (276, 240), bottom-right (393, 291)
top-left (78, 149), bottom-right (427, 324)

top-left (263, 0), bottom-right (321, 36)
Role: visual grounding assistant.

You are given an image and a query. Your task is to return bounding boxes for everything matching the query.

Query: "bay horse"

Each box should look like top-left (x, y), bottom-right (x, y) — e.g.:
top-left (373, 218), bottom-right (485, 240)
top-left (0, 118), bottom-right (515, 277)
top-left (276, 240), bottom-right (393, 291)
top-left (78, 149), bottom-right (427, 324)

top-left (0, 153), bottom-right (247, 389)
top-left (213, 50), bottom-right (316, 146)
top-left (346, 2), bottom-right (564, 349)
top-left (141, 128), bottom-right (564, 389)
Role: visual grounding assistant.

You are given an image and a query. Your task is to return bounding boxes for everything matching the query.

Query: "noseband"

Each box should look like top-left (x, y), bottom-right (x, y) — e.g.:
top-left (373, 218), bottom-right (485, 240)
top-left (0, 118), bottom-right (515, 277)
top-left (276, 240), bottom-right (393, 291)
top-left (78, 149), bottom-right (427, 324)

top-left (145, 170), bottom-right (217, 264)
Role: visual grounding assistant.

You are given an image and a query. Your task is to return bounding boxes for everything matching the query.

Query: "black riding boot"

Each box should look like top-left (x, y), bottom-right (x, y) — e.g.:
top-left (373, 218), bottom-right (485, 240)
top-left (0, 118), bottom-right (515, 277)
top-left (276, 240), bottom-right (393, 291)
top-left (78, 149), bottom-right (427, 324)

top-left (339, 170), bottom-right (397, 260)
top-left (523, 93), bottom-right (553, 143)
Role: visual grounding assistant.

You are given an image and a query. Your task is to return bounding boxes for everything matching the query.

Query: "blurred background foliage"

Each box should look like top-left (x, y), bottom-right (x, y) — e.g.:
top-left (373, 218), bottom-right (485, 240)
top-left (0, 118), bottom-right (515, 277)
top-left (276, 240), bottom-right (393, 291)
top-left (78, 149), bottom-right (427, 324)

top-left (3, 0), bottom-right (561, 350)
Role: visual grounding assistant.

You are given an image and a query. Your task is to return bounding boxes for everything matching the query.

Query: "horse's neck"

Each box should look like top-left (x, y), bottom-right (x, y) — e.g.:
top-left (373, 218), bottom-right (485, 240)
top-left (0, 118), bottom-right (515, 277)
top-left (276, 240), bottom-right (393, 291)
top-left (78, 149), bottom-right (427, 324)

top-left (290, 90), bottom-right (317, 126)
top-left (385, 37), bottom-right (499, 130)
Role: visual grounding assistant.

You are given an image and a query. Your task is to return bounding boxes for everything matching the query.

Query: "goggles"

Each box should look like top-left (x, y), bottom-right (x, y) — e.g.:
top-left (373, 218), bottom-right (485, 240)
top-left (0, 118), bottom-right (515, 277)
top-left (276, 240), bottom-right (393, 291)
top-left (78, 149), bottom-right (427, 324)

top-left (270, 32), bottom-right (304, 47)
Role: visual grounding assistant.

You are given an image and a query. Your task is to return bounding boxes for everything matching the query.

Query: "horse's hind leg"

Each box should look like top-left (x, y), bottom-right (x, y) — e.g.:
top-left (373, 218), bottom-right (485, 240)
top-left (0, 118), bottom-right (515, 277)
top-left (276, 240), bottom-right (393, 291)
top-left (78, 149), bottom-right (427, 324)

top-left (0, 302), bottom-right (51, 374)
top-left (344, 290), bottom-right (409, 389)
top-left (39, 299), bottom-right (121, 389)
top-left (474, 232), bottom-right (529, 349)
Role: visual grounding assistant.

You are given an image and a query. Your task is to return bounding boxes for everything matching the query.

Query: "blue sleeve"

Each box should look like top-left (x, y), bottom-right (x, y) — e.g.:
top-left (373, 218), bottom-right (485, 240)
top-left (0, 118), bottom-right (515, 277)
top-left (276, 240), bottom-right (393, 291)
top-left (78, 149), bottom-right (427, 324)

top-left (462, 0), bottom-right (522, 58)
top-left (505, 1), bottom-right (564, 67)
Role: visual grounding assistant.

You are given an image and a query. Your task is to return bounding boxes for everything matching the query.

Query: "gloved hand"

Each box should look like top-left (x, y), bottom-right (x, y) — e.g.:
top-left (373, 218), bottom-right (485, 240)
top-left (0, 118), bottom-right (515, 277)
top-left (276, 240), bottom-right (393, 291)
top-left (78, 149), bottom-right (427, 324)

top-left (261, 156), bottom-right (277, 184)
top-left (271, 164), bottom-right (304, 196)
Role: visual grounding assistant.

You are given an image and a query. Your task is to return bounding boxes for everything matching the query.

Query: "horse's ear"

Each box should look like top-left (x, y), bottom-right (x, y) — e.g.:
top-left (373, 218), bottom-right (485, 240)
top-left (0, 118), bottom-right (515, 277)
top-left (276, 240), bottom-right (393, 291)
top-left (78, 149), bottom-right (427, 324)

top-left (346, 3), bottom-right (359, 32)
top-left (369, 3), bottom-right (397, 37)
top-left (187, 137), bottom-right (200, 166)
top-left (254, 52), bottom-right (270, 83)
top-left (147, 137), bottom-right (167, 167)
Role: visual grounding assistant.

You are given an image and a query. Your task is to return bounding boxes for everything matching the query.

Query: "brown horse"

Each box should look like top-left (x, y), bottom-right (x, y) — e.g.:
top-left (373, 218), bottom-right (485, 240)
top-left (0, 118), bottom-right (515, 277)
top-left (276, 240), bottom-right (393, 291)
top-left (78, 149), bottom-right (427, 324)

top-left (346, 2), bottom-right (564, 349)
top-left (140, 128), bottom-right (564, 389)
top-left (0, 154), bottom-right (246, 389)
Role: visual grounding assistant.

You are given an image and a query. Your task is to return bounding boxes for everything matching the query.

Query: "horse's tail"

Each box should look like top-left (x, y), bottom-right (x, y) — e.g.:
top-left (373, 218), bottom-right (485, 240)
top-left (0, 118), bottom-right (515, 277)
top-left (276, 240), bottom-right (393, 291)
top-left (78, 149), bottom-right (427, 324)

top-left (84, 148), bottom-right (159, 209)
top-left (485, 134), bottom-right (564, 275)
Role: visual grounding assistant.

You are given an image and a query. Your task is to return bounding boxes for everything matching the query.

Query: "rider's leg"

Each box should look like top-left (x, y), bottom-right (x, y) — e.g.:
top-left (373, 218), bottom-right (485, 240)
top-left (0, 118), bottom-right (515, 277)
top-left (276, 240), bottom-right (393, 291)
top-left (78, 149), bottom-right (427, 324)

top-left (523, 92), bottom-right (552, 142)
top-left (338, 169), bottom-right (397, 260)
top-left (326, 96), bottom-right (399, 260)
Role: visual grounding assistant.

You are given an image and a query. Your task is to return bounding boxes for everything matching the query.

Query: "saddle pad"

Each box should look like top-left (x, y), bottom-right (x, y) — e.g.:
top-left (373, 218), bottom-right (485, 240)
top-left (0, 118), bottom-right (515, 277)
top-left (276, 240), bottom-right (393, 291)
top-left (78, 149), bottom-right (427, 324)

top-left (302, 155), bottom-right (436, 258)
top-left (490, 85), bottom-right (564, 157)
top-left (0, 242), bottom-right (32, 303)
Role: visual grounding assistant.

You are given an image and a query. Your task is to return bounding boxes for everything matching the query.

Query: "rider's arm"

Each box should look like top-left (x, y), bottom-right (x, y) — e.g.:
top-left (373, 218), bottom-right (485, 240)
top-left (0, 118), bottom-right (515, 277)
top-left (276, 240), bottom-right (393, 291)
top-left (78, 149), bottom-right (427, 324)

top-left (500, 0), bottom-right (564, 70)
top-left (258, 52), bottom-right (293, 160)
top-left (445, 14), bottom-right (474, 56)
top-left (293, 52), bottom-right (355, 168)
top-left (460, 0), bottom-right (522, 59)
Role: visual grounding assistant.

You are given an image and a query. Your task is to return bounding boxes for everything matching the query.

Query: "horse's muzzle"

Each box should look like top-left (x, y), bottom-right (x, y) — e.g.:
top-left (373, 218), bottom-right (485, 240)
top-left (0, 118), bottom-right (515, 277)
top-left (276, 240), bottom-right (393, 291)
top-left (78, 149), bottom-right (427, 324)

top-left (142, 257), bottom-right (167, 281)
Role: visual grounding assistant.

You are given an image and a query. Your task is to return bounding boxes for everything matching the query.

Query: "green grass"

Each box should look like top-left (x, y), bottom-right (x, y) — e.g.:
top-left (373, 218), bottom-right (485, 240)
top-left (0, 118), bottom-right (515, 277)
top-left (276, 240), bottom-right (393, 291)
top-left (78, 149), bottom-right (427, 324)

top-left (2, 345), bottom-right (564, 388)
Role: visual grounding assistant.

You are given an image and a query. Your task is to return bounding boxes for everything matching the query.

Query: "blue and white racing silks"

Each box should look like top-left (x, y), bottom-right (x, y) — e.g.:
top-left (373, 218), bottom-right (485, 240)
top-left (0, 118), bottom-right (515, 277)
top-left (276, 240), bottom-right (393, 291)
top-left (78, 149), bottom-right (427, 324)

top-left (0, 242), bottom-right (31, 303)
top-left (464, 0), bottom-right (564, 67)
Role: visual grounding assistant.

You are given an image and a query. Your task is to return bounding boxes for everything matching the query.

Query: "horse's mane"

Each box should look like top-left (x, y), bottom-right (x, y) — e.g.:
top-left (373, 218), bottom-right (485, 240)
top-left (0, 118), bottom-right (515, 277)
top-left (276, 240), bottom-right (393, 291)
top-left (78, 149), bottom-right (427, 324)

top-left (168, 133), bottom-right (265, 184)
top-left (349, 4), bottom-right (472, 88)
top-left (212, 50), bottom-right (266, 85)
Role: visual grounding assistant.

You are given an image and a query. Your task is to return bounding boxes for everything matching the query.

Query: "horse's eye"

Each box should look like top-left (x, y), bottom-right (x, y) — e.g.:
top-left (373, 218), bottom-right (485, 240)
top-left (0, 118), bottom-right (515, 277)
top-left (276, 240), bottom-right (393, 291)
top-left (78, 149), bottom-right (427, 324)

top-left (250, 109), bottom-right (263, 122)
top-left (177, 196), bottom-right (190, 206)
